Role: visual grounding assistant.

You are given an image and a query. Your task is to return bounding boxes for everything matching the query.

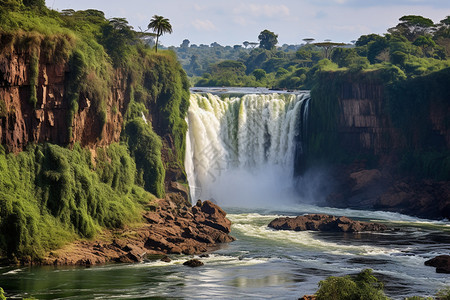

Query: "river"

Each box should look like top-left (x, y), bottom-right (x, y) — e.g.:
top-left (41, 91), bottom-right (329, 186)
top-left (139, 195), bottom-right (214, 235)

top-left (1, 204), bottom-right (449, 299)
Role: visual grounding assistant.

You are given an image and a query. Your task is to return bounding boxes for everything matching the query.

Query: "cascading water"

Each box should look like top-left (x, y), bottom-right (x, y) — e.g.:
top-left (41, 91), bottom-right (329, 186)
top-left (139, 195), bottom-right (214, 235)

top-left (185, 91), bottom-right (310, 207)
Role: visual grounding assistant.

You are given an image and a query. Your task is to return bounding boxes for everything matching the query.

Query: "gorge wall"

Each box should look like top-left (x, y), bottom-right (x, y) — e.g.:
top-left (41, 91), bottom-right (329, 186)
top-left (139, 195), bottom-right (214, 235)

top-left (0, 35), bottom-right (191, 261)
top-left (305, 69), bottom-right (450, 219)
top-left (0, 51), bottom-right (126, 153)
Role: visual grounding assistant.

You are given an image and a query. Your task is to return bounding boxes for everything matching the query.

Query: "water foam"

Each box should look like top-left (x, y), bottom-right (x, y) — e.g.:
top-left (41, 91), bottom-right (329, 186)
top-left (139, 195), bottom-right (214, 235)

top-left (185, 92), bottom-right (310, 207)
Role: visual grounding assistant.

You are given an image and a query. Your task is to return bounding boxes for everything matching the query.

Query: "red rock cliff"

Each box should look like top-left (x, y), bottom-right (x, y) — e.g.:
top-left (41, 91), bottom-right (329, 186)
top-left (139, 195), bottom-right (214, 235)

top-left (0, 51), bottom-right (127, 153)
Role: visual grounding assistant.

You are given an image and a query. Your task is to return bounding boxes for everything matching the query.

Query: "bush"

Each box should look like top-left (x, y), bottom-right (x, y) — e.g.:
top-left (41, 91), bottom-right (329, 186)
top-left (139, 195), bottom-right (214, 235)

top-left (316, 269), bottom-right (389, 300)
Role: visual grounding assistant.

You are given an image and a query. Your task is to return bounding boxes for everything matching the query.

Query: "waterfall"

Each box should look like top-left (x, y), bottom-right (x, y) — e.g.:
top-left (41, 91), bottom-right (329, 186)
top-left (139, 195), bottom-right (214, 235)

top-left (185, 91), bottom-right (310, 207)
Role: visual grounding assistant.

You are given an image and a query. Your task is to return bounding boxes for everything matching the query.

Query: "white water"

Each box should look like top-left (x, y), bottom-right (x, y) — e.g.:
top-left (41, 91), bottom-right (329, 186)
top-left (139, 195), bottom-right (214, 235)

top-left (185, 92), bottom-right (310, 207)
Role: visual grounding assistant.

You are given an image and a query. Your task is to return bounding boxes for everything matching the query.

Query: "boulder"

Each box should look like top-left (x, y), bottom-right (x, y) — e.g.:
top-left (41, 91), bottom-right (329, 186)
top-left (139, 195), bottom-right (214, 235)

top-left (268, 214), bottom-right (387, 233)
top-left (425, 255), bottom-right (450, 273)
top-left (183, 259), bottom-right (204, 267)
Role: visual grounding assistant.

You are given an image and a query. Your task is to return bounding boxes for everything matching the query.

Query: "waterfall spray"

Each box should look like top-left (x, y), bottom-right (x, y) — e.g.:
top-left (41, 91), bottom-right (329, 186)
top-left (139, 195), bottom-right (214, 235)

top-left (185, 92), bottom-right (310, 207)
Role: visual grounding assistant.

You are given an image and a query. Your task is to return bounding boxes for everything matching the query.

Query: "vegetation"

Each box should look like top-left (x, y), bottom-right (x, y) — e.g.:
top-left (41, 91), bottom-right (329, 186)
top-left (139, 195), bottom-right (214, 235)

top-left (147, 15), bottom-right (173, 53)
top-left (316, 269), bottom-right (389, 300)
top-left (0, 143), bottom-right (153, 260)
top-left (313, 269), bottom-right (450, 300)
top-left (169, 15), bottom-right (449, 89)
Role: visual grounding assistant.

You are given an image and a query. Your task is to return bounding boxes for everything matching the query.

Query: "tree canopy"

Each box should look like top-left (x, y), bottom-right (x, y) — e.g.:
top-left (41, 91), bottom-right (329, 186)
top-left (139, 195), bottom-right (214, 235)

top-left (147, 15), bottom-right (173, 52)
top-left (259, 29), bottom-right (278, 50)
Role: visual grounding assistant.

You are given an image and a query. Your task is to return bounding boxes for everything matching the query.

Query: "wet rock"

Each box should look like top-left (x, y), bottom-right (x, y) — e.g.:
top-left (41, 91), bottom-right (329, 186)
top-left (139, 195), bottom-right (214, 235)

top-left (425, 255), bottom-right (450, 273)
top-left (41, 199), bottom-right (234, 266)
top-left (183, 259), bottom-right (204, 267)
top-left (160, 256), bottom-right (171, 263)
top-left (268, 214), bottom-right (387, 233)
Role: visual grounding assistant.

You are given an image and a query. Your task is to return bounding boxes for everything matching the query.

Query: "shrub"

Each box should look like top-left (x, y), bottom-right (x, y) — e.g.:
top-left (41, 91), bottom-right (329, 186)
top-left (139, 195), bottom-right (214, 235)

top-left (316, 269), bottom-right (389, 300)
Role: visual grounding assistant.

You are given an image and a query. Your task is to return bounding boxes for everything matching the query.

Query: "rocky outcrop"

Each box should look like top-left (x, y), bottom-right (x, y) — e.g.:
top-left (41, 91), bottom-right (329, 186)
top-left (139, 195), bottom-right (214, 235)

top-left (425, 255), bottom-right (450, 274)
top-left (43, 199), bottom-right (234, 266)
top-left (268, 214), bottom-right (387, 233)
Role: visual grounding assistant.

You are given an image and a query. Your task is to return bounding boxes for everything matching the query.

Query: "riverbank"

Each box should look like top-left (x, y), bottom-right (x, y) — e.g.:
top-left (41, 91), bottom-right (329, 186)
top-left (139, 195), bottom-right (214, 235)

top-left (6, 199), bottom-right (235, 266)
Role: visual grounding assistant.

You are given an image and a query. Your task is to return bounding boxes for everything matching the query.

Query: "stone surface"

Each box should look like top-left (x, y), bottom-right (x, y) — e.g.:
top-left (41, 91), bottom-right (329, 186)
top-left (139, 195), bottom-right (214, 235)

top-left (425, 255), bottom-right (450, 274)
top-left (183, 259), bottom-right (204, 267)
top-left (268, 214), bottom-right (387, 233)
top-left (42, 199), bottom-right (235, 266)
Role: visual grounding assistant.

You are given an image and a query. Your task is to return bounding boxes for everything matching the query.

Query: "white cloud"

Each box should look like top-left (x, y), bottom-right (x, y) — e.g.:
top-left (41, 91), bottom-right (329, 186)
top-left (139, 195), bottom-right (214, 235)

top-left (191, 19), bottom-right (217, 32)
top-left (233, 4), bottom-right (290, 18)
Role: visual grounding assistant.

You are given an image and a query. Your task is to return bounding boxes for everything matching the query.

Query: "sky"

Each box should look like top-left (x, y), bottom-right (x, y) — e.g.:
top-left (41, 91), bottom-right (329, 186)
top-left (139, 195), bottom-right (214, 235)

top-left (46, 0), bottom-right (450, 47)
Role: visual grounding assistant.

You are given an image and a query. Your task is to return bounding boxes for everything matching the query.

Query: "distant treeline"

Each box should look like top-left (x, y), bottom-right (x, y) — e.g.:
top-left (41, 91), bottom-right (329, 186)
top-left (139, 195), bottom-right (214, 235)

top-left (171, 15), bottom-right (450, 88)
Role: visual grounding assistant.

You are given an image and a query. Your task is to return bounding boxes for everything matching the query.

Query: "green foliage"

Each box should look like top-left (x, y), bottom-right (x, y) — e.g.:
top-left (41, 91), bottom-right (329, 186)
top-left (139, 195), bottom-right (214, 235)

top-left (316, 269), bottom-right (389, 300)
top-left (0, 143), bottom-right (150, 260)
top-left (258, 29), bottom-right (278, 50)
top-left (147, 15), bottom-right (172, 53)
top-left (0, 287), bottom-right (5, 300)
top-left (436, 286), bottom-right (450, 300)
top-left (28, 51), bottom-right (38, 107)
top-left (252, 68), bottom-right (266, 81)
top-left (124, 119), bottom-right (165, 198)
top-left (389, 15), bottom-right (435, 41)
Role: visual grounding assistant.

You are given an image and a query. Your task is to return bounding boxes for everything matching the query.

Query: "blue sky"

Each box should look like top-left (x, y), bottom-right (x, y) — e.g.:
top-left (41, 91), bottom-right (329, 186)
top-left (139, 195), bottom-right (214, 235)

top-left (46, 0), bottom-right (450, 47)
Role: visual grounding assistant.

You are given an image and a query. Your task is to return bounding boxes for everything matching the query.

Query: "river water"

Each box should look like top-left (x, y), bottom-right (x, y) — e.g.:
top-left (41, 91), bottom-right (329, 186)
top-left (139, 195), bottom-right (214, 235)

top-left (1, 205), bottom-right (449, 299)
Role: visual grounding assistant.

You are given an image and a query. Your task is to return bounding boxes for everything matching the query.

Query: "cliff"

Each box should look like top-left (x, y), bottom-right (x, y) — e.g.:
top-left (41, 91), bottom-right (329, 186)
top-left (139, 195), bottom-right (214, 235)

top-left (0, 24), bottom-right (193, 261)
top-left (305, 69), bottom-right (450, 219)
top-left (0, 51), bottom-right (125, 152)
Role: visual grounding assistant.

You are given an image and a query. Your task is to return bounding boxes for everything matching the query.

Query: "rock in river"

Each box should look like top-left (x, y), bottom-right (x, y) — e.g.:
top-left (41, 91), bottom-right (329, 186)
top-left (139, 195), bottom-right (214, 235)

top-left (268, 214), bottom-right (387, 233)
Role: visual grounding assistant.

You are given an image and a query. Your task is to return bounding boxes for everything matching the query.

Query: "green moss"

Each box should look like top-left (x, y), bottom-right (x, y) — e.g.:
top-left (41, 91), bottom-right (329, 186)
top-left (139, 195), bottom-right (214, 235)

top-left (0, 99), bottom-right (6, 117)
top-left (0, 143), bottom-right (152, 260)
top-left (386, 67), bottom-right (450, 179)
top-left (28, 50), bottom-right (38, 107)
top-left (124, 119), bottom-right (165, 198)
top-left (307, 70), bottom-right (342, 165)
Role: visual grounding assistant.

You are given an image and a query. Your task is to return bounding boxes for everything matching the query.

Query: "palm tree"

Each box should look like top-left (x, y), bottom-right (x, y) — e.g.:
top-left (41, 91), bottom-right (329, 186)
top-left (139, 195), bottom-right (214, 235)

top-left (147, 15), bottom-right (173, 52)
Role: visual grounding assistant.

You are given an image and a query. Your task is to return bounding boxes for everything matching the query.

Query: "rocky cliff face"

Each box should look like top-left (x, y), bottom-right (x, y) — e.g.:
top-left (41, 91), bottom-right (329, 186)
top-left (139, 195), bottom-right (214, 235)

top-left (309, 70), bottom-right (450, 219)
top-left (333, 72), bottom-right (450, 156)
top-left (336, 81), bottom-right (399, 155)
top-left (0, 51), bottom-right (126, 153)
top-left (0, 49), bottom-right (189, 206)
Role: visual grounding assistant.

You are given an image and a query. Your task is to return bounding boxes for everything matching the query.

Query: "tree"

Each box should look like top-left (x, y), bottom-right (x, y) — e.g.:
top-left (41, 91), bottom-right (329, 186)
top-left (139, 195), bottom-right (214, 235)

top-left (147, 15), bottom-right (173, 52)
top-left (252, 69), bottom-right (266, 81)
top-left (314, 41), bottom-right (346, 59)
top-left (303, 38), bottom-right (315, 44)
top-left (388, 15), bottom-right (435, 41)
top-left (180, 39), bottom-right (190, 48)
top-left (258, 29), bottom-right (278, 50)
top-left (243, 41), bottom-right (250, 48)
